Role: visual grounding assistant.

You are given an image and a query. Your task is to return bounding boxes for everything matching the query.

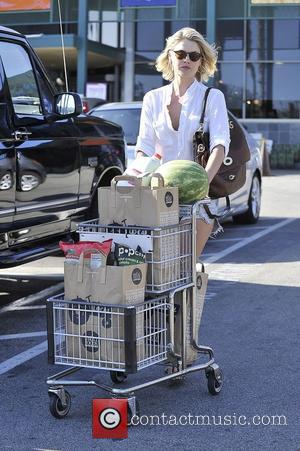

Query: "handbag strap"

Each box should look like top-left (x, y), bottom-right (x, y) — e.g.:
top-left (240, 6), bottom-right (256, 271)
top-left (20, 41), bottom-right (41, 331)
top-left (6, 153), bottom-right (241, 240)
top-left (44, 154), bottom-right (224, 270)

top-left (199, 87), bottom-right (213, 132)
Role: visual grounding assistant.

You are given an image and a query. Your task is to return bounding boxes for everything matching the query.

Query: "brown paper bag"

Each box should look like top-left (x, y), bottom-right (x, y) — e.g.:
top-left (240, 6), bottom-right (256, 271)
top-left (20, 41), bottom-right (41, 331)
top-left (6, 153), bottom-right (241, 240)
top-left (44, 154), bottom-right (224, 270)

top-left (65, 301), bottom-right (144, 369)
top-left (146, 225), bottom-right (181, 291)
top-left (64, 251), bottom-right (147, 305)
top-left (98, 175), bottom-right (179, 227)
top-left (62, 243), bottom-right (147, 368)
top-left (173, 265), bottom-right (208, 365)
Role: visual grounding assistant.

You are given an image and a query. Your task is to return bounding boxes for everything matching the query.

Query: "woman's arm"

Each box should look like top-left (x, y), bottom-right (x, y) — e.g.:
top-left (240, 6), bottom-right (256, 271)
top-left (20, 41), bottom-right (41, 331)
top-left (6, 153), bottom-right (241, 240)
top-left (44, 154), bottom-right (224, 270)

top-left (205, 145), bottom-right (225, 183)
top-left (135, 92), bottom-right (156, 159)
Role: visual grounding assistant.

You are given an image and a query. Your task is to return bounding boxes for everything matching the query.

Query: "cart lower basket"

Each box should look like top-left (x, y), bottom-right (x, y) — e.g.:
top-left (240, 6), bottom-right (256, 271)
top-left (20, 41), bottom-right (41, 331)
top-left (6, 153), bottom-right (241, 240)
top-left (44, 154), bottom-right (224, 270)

top-left (46, 287), bottom-right (223, 421)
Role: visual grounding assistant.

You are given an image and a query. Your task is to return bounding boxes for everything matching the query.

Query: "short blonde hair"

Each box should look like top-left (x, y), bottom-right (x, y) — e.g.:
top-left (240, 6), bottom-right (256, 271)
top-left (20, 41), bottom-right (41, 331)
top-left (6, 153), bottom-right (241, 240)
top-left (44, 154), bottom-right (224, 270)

top-left (155, 27), bottom-right (218, 82)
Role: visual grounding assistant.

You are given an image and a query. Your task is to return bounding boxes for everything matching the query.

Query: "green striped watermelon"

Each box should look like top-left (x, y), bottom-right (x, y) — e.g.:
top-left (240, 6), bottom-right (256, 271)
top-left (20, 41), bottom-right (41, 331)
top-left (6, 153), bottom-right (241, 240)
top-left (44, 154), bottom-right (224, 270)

top-left (155, 160), bottom-right (209, 203)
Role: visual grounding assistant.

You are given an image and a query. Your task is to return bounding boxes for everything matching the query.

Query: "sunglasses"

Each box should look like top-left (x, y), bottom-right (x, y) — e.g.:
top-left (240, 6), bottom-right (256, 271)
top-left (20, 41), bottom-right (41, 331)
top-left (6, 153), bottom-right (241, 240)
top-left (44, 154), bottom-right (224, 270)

top-left (171, 49), bottom-right (202, 62)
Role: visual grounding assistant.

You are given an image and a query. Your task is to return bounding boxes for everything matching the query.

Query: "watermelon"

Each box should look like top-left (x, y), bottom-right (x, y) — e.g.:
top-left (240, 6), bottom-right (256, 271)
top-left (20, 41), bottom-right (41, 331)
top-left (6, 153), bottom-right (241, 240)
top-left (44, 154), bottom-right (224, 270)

top-left (155, 160), bottom-right (209, 203)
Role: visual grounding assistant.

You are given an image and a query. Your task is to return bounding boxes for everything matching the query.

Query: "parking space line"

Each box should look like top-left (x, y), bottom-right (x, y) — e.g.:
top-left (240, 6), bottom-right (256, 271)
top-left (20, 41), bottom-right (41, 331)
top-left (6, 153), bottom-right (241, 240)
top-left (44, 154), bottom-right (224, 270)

top-left (0, 331), bottom-right (47, 340)
top-left (204, 218), bottom-right (296, 265)
top-left (225, 226), bottom-right (267, 230)
top-left (0, 282), bottom-right (64, 315)
top-left (13, 305), bottom-right (46, 310)
top-left (0, 340), bottom-right (47, 375)
top-left (210, 238), bottom-right (242, 242)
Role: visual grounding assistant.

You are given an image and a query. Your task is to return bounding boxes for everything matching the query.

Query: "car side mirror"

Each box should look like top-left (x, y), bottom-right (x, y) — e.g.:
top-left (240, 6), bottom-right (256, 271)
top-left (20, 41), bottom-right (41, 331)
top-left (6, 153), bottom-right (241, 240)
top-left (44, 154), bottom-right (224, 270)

top-left (54, 92), bottom-right (82, 117)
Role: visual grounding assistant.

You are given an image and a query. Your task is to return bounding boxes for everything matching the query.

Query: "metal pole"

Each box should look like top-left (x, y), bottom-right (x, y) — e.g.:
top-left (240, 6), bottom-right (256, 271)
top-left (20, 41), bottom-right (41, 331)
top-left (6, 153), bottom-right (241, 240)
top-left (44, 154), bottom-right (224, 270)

top-left (206, 0), bottom-right (216, 87)
top-left (77, 0), bottom-right (88, 95)
top-left (123, 9), bottom-right (135, 101)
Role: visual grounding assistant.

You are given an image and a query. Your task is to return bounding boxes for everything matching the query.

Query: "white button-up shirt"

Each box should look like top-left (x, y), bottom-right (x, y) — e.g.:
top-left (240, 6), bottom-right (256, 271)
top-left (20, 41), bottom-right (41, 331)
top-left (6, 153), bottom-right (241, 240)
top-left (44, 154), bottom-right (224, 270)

top-left (136, 80), bottom-right (230, 163)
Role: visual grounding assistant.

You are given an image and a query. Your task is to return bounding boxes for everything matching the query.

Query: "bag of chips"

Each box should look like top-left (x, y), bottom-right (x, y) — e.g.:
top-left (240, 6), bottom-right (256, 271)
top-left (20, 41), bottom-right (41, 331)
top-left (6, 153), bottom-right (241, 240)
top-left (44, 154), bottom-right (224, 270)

top-left (114, 243), bottom-right (146, 266)
top-left (59, 240), bottom-right (113, 265)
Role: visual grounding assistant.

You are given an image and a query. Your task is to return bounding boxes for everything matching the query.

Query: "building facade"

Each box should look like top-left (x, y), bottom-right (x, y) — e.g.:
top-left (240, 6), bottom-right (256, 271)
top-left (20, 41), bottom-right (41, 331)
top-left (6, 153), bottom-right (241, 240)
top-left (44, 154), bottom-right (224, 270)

top-left (1, 0), bottom-right (300, 153)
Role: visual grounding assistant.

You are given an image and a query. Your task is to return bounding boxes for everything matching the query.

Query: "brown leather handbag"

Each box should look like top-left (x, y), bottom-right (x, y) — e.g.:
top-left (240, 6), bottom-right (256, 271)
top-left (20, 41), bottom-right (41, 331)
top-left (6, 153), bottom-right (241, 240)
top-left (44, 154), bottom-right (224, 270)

top-left (193, 87), bottom-right (251, 199)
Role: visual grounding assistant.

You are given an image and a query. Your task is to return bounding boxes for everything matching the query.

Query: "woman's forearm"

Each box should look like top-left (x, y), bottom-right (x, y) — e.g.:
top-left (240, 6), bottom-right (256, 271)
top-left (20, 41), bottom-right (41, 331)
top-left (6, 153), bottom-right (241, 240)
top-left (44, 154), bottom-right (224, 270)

top-left (205, 145), bottom-right (225, 183)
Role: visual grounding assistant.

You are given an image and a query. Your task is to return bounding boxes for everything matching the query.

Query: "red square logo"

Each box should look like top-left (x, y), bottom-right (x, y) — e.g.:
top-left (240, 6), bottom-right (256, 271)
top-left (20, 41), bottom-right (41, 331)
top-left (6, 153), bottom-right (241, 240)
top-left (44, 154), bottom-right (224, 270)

top-left (92, 398), bottom-right (128, 439)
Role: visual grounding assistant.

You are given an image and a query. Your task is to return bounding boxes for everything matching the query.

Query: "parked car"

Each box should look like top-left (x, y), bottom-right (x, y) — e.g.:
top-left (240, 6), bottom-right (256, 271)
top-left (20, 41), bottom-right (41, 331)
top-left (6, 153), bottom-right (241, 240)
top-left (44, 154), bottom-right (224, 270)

top-left (80, 96), bottom-right (106, 113)
top-left (0, 26), bottom-right (126, 267)
top-left (89, 101), bottom-right (262, 224)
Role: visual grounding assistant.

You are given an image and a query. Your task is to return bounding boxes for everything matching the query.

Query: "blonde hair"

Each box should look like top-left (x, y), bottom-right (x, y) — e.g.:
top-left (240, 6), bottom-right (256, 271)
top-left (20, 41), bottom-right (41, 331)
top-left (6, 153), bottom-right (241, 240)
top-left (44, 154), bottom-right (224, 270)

top-left (155, 27), bottom-right (218, 82)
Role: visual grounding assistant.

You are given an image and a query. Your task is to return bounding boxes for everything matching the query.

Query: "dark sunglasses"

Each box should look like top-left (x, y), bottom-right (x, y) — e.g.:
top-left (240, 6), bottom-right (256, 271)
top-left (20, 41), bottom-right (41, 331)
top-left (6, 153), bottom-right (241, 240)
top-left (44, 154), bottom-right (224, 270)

top-left (171, 49), bottom-right (202, 62)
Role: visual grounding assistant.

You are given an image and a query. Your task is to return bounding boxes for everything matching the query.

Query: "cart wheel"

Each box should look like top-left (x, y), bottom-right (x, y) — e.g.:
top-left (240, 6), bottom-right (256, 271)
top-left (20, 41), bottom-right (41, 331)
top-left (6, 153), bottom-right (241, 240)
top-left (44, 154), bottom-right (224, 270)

top-left (49, 390), bottom-right (71, 419)
top-left (127, 399), bottom-right (140, 426)
top-left (110, 371), bottom-right (127, 384)
top-left (206, 368), bottom-right (223, 395)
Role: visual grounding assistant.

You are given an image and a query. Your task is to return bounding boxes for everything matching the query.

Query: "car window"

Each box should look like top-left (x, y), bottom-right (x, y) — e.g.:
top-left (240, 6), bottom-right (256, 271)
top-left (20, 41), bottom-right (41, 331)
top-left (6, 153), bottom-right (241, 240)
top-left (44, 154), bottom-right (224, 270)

top-left (0, 41), bottom-right (42, 116)
top-left (92, 108), bottom-right (141, 145)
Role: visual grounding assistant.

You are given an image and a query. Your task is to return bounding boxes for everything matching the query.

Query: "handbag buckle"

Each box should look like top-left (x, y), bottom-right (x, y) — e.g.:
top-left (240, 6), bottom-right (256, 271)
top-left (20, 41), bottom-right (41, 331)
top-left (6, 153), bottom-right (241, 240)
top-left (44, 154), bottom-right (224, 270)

top-left (197, 143), bottom-right (206, 154)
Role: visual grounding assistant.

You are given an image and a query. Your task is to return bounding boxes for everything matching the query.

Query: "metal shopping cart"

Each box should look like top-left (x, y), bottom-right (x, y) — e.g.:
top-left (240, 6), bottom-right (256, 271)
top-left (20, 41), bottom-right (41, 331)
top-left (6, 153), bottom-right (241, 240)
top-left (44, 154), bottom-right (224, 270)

top-left (46, 200), bottom-right (223, 420)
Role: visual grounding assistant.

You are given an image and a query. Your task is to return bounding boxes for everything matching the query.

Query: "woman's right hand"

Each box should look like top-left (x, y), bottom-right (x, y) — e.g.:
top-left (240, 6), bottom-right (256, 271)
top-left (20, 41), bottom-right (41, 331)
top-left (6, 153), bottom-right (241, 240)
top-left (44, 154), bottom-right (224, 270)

top-left (136, 150), bottom-right (146, 158)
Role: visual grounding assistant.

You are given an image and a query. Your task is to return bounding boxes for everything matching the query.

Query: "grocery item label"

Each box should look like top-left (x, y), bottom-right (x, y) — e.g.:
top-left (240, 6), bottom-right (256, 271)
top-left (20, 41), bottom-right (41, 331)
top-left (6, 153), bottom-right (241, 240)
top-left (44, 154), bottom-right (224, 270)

top-left (164, 191), bottom-right (174, 207)
top-left (90, 253), bottom-right (105, 270)
top-left (131, 268), bottom-right (143, 285)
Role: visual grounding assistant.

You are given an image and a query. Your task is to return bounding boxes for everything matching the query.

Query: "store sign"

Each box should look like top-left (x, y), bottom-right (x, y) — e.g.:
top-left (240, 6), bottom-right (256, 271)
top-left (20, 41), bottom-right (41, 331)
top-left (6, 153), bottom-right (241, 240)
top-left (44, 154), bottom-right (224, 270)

top-left (86, 83), bottom-right (107, 101)
top-left (0, 0), bottom-right (50, 11)
top-left (251, 0), bottom-right (300, 4)
top-left (120, 0), bottom-right (176, 7)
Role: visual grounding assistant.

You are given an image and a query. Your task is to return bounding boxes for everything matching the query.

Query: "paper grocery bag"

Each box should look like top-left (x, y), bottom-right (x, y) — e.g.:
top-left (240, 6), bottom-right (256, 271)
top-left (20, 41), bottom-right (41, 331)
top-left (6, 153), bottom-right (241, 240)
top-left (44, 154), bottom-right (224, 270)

top-left (65, 300), bottom-right (144, 369)
top-left (173, 264), bottom-right (208, 365)
top-left (98, 174), bottom-right (179, 227)
top-left (146, 224), bottom-right (181, 291)
top-left (64, 255), bottom-right (147, 305)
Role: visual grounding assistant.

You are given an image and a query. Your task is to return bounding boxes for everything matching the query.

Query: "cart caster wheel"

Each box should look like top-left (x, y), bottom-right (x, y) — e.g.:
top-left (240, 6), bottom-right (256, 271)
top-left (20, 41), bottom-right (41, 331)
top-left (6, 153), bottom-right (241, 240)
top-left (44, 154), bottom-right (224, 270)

top-left (49, 390), bottom-right (71, 419)
top-left (110, 371), bottom-right (127, 384)
top-left (206, 367), bottom-right (223, 395)
top-left (127, 399), bottom-right (140, 426)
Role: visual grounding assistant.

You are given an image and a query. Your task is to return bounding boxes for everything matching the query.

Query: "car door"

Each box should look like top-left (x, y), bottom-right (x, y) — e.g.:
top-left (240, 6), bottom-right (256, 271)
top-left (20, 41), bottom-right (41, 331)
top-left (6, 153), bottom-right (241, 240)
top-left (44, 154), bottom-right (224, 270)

top-left (0, 56), bottom-right (15, 243)
top-left (0, 39), bottom-right (80, 242)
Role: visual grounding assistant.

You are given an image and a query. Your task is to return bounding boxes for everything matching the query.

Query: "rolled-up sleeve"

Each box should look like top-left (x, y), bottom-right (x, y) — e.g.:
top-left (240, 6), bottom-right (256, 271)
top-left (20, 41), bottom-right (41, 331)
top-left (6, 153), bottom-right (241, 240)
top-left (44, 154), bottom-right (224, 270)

top-left (208, 89), bottom-right (230, 157)
top-left (135, 92), bottom-right (156, 157)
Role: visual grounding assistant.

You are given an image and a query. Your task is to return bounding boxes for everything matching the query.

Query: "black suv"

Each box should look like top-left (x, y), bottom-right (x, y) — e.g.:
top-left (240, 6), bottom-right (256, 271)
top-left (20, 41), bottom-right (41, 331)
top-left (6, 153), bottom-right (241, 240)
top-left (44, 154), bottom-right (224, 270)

top-left (0, 26), bottom-right (126, 267)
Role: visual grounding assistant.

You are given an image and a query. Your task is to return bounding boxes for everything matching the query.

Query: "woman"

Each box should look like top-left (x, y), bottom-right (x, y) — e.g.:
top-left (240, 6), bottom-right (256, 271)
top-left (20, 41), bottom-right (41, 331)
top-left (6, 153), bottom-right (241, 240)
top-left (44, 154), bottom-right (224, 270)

top-left (135, 27), bottom-right (230, 258)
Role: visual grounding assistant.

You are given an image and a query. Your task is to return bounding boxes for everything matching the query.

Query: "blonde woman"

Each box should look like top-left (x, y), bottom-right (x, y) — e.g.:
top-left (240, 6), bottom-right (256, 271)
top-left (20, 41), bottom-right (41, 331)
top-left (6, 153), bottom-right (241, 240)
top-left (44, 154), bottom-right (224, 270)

top-left (135, 27), bottom-right (230, 257)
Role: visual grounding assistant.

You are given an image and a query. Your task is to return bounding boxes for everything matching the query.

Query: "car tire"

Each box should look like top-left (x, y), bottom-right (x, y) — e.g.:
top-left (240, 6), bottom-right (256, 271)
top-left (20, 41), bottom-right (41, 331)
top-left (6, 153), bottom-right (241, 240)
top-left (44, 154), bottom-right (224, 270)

top-left (232, 174), bottom-right (261, 224)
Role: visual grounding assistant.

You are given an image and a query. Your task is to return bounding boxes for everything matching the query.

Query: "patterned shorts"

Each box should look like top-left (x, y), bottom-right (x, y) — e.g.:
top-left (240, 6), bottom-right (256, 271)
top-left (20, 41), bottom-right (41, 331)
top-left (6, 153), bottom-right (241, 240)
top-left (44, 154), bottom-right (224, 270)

top-left (196, 199), bottom-right (219, 225)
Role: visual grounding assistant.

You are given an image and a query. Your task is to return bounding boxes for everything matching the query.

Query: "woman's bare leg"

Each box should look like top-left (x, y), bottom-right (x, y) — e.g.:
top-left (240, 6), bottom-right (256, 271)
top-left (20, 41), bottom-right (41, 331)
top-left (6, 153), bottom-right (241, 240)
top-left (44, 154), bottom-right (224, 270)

top-left (196, 218), bottom-right (214, 257)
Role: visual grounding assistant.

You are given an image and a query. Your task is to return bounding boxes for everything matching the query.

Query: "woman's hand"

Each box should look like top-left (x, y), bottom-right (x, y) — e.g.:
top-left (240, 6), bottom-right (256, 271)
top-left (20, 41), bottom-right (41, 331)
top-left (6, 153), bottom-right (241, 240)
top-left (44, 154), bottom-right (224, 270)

top-left (205, 145), bottom-right (225, 183)
top-left (136, 150), bottom-right (147, 159)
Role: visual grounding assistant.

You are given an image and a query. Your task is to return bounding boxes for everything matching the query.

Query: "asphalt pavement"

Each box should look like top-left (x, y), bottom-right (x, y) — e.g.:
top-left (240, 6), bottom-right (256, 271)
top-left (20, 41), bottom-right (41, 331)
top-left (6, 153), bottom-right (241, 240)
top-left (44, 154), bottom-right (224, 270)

top-left (0, 169), bottom-right (299, 451)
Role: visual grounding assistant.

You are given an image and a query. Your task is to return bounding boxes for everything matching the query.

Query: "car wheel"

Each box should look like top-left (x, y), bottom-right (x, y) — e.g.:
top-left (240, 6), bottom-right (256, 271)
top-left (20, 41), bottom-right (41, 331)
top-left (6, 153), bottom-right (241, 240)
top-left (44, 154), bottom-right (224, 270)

top-left (232, 174), bottom-right (261, 224)
top-left (20, 171), bottom-right (42, 191)
top-left (0, 172), bottom-right (13, 190)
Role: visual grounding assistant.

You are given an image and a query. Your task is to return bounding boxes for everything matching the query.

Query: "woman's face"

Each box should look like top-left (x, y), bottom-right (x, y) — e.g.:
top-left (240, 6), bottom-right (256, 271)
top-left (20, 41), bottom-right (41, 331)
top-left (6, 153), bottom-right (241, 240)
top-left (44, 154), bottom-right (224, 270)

top-left (169, 38), bottom-right (202, 81)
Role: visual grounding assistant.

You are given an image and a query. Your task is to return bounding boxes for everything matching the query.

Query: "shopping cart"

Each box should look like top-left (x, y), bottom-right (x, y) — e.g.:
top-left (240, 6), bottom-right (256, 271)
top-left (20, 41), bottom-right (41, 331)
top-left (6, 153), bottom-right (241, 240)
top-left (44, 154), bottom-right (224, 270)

top-left (46, 200), bottom-right (223, 420)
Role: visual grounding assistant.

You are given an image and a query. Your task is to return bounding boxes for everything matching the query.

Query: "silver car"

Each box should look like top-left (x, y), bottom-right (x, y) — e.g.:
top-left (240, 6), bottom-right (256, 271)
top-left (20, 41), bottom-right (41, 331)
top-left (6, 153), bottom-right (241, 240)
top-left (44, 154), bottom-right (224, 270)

top-left (89, 101), bottom-right (262, 224)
